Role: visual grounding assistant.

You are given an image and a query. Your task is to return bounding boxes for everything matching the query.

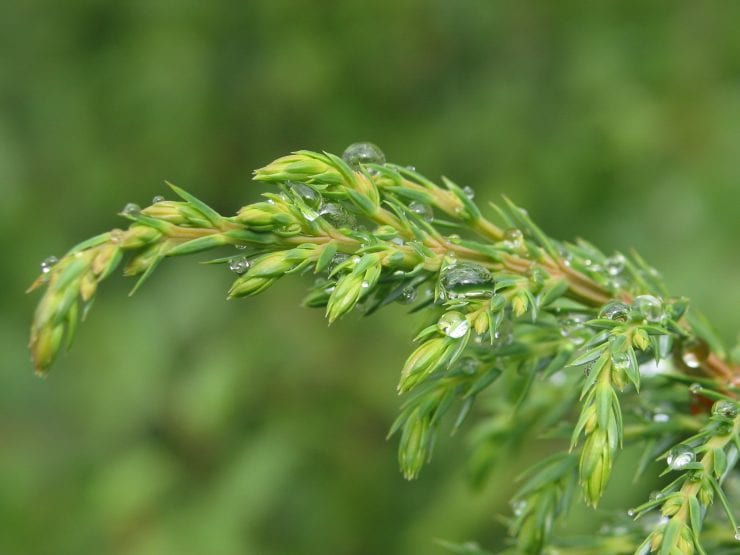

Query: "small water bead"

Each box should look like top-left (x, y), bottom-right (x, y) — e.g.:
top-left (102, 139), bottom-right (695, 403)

top-left (235, 243), bottom-right (247, 250)
top-left (503, 227), bottom-right (523, 249)
top-left (228, 256), bottom-right (251, 275)
top-left (511, 499), bottom-right (527, 517)
top-left (632, 295), bottom-right (663, 323)
top-left (666, 445), bottom-right (695, 470)
top-left (712, 400), bottom-right (738, 420)
top-left (437, 311), bottom-right (470, 339)
top-left (457, 357), bottom-right (478, 375)
top-left (151, 195), bottom-right (165, 204)
top-left (649, 491), bottom-right (664, 501)
top-left (689, 382), bottom-right (703, 395)
top-left (627, 508), bottom-right (636, 518)
top-left (604, 253), bottom-right (626, 276)
top-left (734, 526), bottom-right (740, 541)
top-left (462, 185), bottom-right (475, 199)
top-left (289, 182), bottom-right (322, 209)
top-left (122, 202), bottom-right (141, 217)
top-left (342, 142), bottom-right (385, 169)
top-left (599, 300), bottom-right (630, 322)
top-left (440, 262), bottom-right (495, 299)
top-left (681, 339), bottom-right (709, 369)
top-left (612, 352), bottom-right (631, 371)
top-left (408, 201), bottom-right (433, 222)
top-left (319, 203), bottom-right (356, 229)
top-left (652, 412), bottom-right (670, 423)
top-left (397, 286), bottom-right (417, 305)
top-left (40, 256), bottom-right (58, 274)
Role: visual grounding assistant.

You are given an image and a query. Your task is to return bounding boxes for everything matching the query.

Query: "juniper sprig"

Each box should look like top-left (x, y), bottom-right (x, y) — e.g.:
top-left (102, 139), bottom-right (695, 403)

top-left (28, 143), bottom-right (739, 554)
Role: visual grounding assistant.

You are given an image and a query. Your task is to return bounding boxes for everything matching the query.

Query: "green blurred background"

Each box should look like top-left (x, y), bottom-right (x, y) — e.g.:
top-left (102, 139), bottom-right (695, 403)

top-left (1, 2), bottom-right (738, 554)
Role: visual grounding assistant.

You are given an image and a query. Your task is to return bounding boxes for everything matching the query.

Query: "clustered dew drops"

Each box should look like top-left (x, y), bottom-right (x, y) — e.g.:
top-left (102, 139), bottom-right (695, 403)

top-left (437, 311), bottom-right (470, 339)
top-left (599, 300), bottom-right (630, 322)
top-left (341, 142), bottom-right (385, 170)
top-left (439, 262), bottom-right (494, 299)
top-left (666, 445), bottom-right (695, 470)
top-left (40, 256), bottom-right (58, 274)
top-left (122, 202), bottom-right (141, 217)
top-left (228, 256), bottom-right (251, 275)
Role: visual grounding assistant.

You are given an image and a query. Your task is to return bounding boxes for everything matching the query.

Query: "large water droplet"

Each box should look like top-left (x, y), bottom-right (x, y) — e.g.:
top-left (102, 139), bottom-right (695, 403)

top-left (712, 400), bottom-right (738, 420)
top-left (408, 201), bottom-right (433, 222)
top-left (681, 339), bottom-right (709, 369)
top-left (632, 294), bottom-right (663, 323)
top-left (397, 286), bottom-right (417, 305)
top-left (599, 300), bottom-right (630, 322)
top-left (605, 253), bottom-right (626, 276)
top-left (289, 182), bottom-right (322, 209)
top-left (319, 203), bottom-right (357, 229)
top-left (666, 445), bottom-right (695, 470)
top-left (342, 142), bottom-right (385, 169)
top-left (40, 256), bottom-right (58, 274)
top-left (440, 262), bottom-right (494, 299)
top-left (152, 195), bottom-right (165, 204)
top-left (122, 202), bottom-right (141, 217)
top-left (437, 311), bottom-right (469, 339)
top-left (503, 228), bottom-right (523, 249)
top-left (228, 256), bottom-right (251, 275)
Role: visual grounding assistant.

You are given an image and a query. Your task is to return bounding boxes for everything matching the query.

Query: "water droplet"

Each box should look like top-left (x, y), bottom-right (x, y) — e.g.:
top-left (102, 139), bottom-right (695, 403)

top-left (666, 445), bottom-right (695, 470)
top-left (712, 400), bottom-right (738, 419)
top-left (511, 499), bottom-right (527, 517)
top-left (503, 227), bottom-right (523, 249)
top-left (462, 185), bottom-right (475, 199)
top-left (599, 300), bottom-right (630, 322)
top-left (289, 182), bottom-right (322, 209)
top-left (440, 262), bottom-right (494, 299)
top-left (408, 201), bottom-right (433, 222)
top-left (612, 352), bottom-right (630, 371)
top-left (405, 165), bottom-right (416, 171)
top-left (681, 339), bottom-right (709, 369)
top-left (649, 491), bottom-right (663, 501)
top-left (689, 382), bottom-right (703, 394)
top-left (235, 244), bottom-right (247, 250)
top-left (318, 203), bottom-right (357, 229)
top-left (361, 281), bottom-right (370, 289)
top-left (560, 313), bottom-right (588, 345)
top-left (734, 525), bottom-right (740, 540)
top-left (228, 256), bottom-right (251, 275)
top-left (40, 256), bottom-right (58, 274)
top-left (342, 142), bottom-right (385, 169)
top-left (632, 295), bottom-right (663, 323)
top-left (122, 202), bottom-right (141, 217)
top-left (437, 311), bottom-right (470, 339)
top-left (652, 412), bottom-right (670, 423)
top-left (327, 253), bottom-right (350, 273)
top-left (605, 253), bottom-right (626, 276)
top-left (492, 319), bottom-right (514, 347)
top-left (397, 286), bottom-right (417, 305)
top-left (627, 508), bottom-right (636, 518)
top-left (152, 195), bottom-right (165, 204)
top-left (457, 356), bottom-right (478, 375)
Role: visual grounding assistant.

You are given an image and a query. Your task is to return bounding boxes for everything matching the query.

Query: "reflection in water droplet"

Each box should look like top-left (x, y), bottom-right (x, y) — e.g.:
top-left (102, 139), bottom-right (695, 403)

top-left (408, 201), bottom-right (433, 222)
top-left (397, 286), bottom-right (417, 305)
top-left (440, 262), bottom-right (494, 299)
top-left (605, 253), bottom-right (626, 276)
top-left (122, 202), bottom-right (141, 217)
top-left (599, 301), bottom-right (630, 322)
top-left (437, 311), bottom-right (469, 339)
top-left (712, 400), bottom-right (738, 419)
top-left (152, 195), bottom-right (165, 204)
top-left (689, 382), bottom-right (703, 394)
top-left (228, 256), bottom-right (251, 275)
top-left (632, 294), bottom-right (663, 323)
top-left (342, 142), bottom-right (385, 169)
top-left (319, 203), bottom-right (356, 229)
top-left (40, 256), bottom-right (58, 274)
top-left (681, 339), bottom-right (709, 369)
top-left (666, 445), bottom-right (694, 470)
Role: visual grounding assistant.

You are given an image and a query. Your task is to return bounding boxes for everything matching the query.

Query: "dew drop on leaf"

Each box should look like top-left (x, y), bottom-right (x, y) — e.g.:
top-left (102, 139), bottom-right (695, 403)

top-left (40, 256), bottom-right (58, 274)
top-left (342, 142), bottom-right (385, 169)
top-left (440, 262), bottom-right (494, 299)
top-left (599, 300), bottom-right (630, 322)
top-left (122, 202), bottom-right (141, 217)
top-left (437, 311), bottom-right (469, 339)
top-left (666, 445), bottom-right (694, 470)
top-left (408, 201), bottom-right (433, 222)
top-left (228, 256), bottom-right (251, 275)
top-left (632, 294), bottom-right (663, 323)
top-left (681, 339), bottom-right (709, 369)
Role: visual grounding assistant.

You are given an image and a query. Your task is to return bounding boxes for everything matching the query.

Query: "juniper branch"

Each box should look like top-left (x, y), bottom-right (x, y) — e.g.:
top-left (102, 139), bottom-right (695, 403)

top-left (28, 144), bottom-right (739, 553)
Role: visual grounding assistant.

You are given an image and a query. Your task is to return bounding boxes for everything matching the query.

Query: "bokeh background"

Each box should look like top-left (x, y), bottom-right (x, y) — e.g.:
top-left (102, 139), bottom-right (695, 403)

top-left (1, 2), bottom-right (738, 554)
